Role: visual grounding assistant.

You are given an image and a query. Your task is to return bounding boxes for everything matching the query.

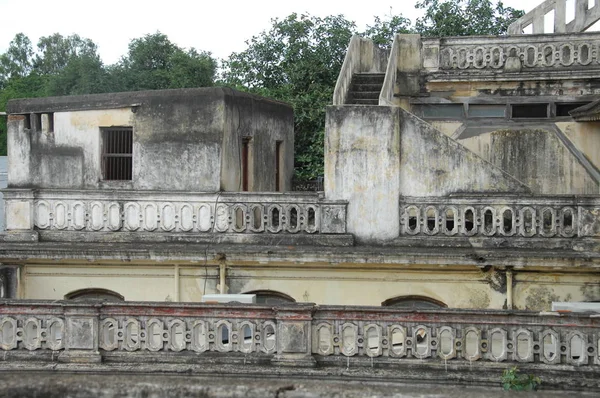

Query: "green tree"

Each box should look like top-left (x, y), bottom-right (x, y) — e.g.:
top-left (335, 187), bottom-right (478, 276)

top-left (113, 32), bottom-right (217, 91)
top-left (415, 0), bottom-right (524, 37)
top-left (34, 33), bottom-right (99, 75)
top-left (363, 15), bottom-right (412, 49)
top-left (222, 14), bottom-right (355, 179)
top-left (0, 33), bottom-right (34, 82)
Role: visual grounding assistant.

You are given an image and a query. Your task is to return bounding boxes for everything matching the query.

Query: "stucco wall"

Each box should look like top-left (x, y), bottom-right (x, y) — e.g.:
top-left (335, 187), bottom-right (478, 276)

top-left (459, 129), bottom-right (599, 194)
top-left (6, 88), bottom-right (294, 192)
top-left (19, 262), bottom-right (600, 311)
top-left (0, 156), bottom-right (7, 231)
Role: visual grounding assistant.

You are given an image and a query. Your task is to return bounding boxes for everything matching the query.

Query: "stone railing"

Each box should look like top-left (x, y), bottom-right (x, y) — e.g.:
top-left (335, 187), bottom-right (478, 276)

top-left (313, 306), bottom-right (599, 367)
top-left (399, 195), bottom-right (600, 239)
top-left (1, 189), bottom-right (349, 244)
top-left (422, 31), bottom-right (600, 73)
top-left (508, 0), bottom-right (600, 35)
top-left (0, 301), bottom-right (598, 372)
top-left (333, 35), bottom-right (389, 106)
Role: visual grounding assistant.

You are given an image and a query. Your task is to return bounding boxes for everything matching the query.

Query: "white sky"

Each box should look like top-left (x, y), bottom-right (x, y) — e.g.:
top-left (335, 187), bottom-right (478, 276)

top-left (0, 0), bottom-right (553, 65)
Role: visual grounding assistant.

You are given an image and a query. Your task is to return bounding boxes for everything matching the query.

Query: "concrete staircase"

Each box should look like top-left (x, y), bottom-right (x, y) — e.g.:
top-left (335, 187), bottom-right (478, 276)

top-left (346, 73), bottom-right (384, 105)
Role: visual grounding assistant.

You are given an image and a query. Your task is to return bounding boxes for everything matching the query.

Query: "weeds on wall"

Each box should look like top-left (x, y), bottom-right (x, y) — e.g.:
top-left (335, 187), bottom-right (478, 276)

top-left (501, 366), bottom-right (541, 391)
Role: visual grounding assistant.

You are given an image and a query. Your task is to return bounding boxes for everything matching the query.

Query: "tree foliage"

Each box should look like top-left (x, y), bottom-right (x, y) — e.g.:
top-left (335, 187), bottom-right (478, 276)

top-left (223, 14), bottom-right (355, 179)
top-left (415, 0), bottom-right (524, 37)
top-left (1, 0), bottom-right (524, 171)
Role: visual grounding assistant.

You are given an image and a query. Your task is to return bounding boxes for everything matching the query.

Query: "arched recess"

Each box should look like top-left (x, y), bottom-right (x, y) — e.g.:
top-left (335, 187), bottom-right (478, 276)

top-left (381, 295), bottom-right (447, 309)
top-left (65, 288), bottom-right (125, 302)
top-left (243, 290), bottom-right (296, 304)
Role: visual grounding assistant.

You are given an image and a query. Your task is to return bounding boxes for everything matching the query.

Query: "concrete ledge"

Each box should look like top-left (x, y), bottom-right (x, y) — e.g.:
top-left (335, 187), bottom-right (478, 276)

top-left (0, 231), bottom-right (39, 242)
top-left (36, 231), bottom-right (355, 247)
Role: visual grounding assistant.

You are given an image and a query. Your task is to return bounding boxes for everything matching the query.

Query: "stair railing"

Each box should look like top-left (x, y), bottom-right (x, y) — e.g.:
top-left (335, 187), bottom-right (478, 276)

top-left (379, 34), bottom-right (401, 106)
top-left (333, 35), bottom-right (363, 106)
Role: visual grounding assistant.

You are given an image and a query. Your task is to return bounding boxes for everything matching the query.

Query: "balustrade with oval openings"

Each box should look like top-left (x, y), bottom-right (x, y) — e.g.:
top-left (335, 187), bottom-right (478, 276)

top-left (400, 202), bottom-right (579, 238)
top-left (437, 40), bottom-right (600, 70)
top-left (95, 317), bottom-right (276, 355)
top-left (31, 195), bottom-right (337, 235)
top-left (0, 316), bottom-right (65, 351)
top-left (310, 321), bottom-right (598, 366)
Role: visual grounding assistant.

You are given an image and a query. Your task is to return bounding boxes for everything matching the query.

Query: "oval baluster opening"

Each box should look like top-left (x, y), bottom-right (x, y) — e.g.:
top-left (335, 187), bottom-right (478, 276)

top-left (542, 209), bottom-right (553, 234)
top-left (318, 326), bottom-right (331, 354)
top-left (543, 334), bottom-right (557, 361)
top-left (483, 209), bottom-right (494, 234)
top-left (264, 324), bottom-right (276, 351)
top-left (439, 329), bottom-right (452, 356)
top-left (490, 331), bottom-right (504, 358)
top-left (342, 325), bottom-right (356, 355)
top-left (171, 322), bottom-right (185, 350)
top-left (523, 209), bottom-right (534, 234)
top-left (445, 208), bottom-right (455, 233)
top-left (289, 207), bottom-right (298, 229)
top-left (391, 328), bottom-right (405, 355)
top-left (242, 324), bottom-right (253, 351)
top-left (0, 320), bottom-right (15, 346)
top-left (415, 328), bottom-right (428, 356)
top-left (464, 209), bottom-right (475, 233)
top-left (516, 333), bottom-right (530, 360)
top-left (562, 209), bottom-right (574, 234)
top-left (426, 208), bottom-right (436, 232)
top-left (366, 327), bottom-right (380, 355)
top-left (253, 207), bottom-right (262, 229)
top-left (503, 209), bottom-right (513, 233)
top-left (219, 324), bottom-right (230, 349)
top-left (570, 335), bottom-right (584, 361)
top-left (192, 322), bottom-right (207, 350)
top-left (126, 322), bottom-right (139, 348)
top-left (408, 208), bottom-right (418, 232)
top-left (234, 207), bottom-right (244, 230)
top-left (148, 322), bottom-right (163, 350)
top-left (464, 330), bottom-right (478, 359)
top-left (307, 208), bottom-right (316, 229)
top-left (271, 208), bottom-right (280, 229)
top-left (49, 321), bottom-right (63, 347)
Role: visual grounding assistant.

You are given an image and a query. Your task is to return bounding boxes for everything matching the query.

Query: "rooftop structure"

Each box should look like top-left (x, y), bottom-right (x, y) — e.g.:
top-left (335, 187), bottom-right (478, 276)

top-left (1, 0), bottom-right (600, 392)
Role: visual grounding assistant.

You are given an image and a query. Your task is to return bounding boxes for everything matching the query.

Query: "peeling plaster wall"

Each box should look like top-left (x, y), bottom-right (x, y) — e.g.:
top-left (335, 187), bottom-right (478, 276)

top-left (6, 89), bottom-right (294, 192)
top-left (325, 105), bottom-right (529, 242)
top-left (459, 129), bottom-right (599, 194)
top-left (557, 121), bottom-right (600, 170)
top-left (19, 262), bottom-right (600, 311)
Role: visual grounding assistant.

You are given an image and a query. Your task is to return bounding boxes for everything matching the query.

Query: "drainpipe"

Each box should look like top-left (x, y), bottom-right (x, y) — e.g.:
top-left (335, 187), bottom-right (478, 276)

top-left (174, 264), bottom-right (180, 302)
top-left (218, 255), bottom-right (227, 294)
top-left (506, 269), bottom-right (514, 310)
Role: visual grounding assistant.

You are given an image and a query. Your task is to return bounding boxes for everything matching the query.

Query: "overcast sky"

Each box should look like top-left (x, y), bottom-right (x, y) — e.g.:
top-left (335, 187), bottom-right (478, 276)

top-left (0, 0), bottom-right (552, 64)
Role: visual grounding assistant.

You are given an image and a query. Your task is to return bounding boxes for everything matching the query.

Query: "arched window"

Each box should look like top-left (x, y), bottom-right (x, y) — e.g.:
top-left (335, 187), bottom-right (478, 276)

top-left (243, 290), bottom-right (295, 305)
top-left (382, 295), bottom-right (447, 309)
top-left (65, 288), bottom-right (124, 302)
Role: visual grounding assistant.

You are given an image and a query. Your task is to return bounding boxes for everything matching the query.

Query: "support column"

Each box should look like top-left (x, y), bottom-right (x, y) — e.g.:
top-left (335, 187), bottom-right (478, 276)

top-left (272, 304), bottom-right (316, 367)
top-left (59, 304), bottom-right (102, 363)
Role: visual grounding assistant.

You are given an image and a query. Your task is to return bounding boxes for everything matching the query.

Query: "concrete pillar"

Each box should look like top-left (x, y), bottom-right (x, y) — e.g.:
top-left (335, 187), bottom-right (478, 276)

top-left (7, 115), bottom-right (30, 187)
top-left (272, 304), bottom-right (316, 367)
top-left (325, 106), bottom-right (401, 243)
top-left (554, 0), bottom-right (567, 33)
top-left (59, 304), bottom-right (102, 363)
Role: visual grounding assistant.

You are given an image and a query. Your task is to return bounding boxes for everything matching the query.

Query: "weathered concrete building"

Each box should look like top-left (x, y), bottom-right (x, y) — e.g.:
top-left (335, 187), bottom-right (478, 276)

top-left (0, 0), bottom-right (599, 392)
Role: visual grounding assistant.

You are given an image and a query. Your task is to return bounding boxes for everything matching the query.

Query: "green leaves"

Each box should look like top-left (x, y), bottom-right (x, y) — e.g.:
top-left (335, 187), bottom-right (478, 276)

top-left (501, 366), bottom-right (542, 391)
top-left (415, 0), bottom-right (524, 37)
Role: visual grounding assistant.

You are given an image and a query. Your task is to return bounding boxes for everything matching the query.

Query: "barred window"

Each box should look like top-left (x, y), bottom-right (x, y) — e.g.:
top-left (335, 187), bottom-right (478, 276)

top-left (102, 127), bottom-right (133, 180)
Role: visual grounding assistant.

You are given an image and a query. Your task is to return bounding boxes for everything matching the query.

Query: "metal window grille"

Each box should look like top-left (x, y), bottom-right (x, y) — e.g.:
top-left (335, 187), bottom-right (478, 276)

top-left (102, 127), bottom-right (133, 180)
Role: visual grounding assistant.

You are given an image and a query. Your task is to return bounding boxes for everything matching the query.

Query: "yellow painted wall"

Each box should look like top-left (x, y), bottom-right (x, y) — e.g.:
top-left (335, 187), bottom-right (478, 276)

top-left (20, 262), bottom-right (600, 312)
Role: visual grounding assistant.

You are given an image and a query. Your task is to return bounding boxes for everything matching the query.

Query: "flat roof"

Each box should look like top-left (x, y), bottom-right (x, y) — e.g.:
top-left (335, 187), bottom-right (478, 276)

top-left (6, 87), bottom-right (292, 114)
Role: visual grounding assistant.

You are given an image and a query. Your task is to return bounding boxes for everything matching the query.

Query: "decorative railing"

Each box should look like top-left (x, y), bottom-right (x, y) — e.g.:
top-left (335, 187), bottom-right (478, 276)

top-left (422, 31), bottom-right (600, 72)
top-left (508, 0), bottom-right (600, 35)
top-left (312, 307), bottom-right (600, 366)
top-left (1, 189), bottom-right (347, 236)
top-left (399, 196), bottom-right (600, 238)
top-left (0, 301), bottom-right (598, 370)
top-left (333, 36), bottom-right (389, 105)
